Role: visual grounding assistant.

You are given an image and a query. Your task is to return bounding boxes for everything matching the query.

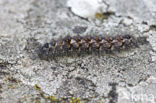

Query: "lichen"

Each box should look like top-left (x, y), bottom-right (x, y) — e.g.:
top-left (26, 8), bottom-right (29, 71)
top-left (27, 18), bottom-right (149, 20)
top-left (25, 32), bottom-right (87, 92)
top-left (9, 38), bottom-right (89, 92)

top-left (71, 97), bottom-right (81, 103)
top-left (95, 13), bottom-right (108, 20)
top-left (34, 84), bottom-right (41, 91)
top-left (47, 96), bottom-right (58, 102)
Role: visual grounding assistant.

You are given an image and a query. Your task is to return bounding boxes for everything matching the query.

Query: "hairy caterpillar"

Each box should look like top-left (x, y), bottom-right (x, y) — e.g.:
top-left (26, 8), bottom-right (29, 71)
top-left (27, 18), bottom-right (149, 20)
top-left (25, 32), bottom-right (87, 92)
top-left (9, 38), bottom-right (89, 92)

top-left (38, 34), bottom-right (146, 60)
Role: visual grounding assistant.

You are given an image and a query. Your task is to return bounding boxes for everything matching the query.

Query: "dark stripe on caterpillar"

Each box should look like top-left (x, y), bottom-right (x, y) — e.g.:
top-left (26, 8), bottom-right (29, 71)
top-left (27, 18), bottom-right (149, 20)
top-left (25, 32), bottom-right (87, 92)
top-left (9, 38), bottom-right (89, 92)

top-left (38, 34), bottom-right (146, 60)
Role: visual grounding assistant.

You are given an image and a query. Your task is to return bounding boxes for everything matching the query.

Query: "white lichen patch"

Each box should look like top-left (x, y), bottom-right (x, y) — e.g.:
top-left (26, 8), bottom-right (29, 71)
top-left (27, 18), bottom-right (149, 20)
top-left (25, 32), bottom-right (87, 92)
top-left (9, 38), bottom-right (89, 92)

top-left (148, 31), bottom-right (156, 61)
top-left (121, 18), bottom-right (133, 26)
top-left (67, 0), bottom-right (107, 19)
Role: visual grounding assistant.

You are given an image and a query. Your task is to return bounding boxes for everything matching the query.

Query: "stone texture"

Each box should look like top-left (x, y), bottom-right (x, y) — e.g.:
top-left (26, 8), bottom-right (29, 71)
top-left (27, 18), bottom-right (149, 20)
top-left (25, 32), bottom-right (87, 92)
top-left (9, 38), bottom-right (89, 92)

top-left (0, 0), bottom-right (156, 103)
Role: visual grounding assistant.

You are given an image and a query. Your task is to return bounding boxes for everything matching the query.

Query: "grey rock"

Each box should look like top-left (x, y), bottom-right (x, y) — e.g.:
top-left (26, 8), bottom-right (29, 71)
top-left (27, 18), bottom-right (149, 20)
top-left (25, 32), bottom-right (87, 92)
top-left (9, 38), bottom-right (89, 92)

top-left (0, 0), bottom-right (156, 103)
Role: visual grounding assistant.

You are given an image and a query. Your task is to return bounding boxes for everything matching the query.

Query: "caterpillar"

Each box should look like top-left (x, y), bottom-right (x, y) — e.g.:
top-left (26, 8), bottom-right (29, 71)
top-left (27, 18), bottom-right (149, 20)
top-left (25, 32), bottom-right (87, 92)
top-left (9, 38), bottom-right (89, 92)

top-left (38, 34), bottom-right (146, 60)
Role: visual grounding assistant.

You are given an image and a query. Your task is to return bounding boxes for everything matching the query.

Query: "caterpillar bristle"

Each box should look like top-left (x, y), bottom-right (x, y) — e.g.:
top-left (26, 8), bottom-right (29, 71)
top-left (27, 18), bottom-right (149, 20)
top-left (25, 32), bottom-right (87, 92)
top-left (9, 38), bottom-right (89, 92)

top-left (38, 34), bottom-right (142, 60)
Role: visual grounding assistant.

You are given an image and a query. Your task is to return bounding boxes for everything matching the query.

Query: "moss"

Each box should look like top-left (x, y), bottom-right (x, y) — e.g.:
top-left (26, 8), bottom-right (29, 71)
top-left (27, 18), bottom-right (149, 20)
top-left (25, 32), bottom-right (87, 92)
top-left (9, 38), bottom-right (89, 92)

top-left (95, 13), bottom-right (108, 20)
top-left (3, 76), bottom-right (21, 89)
top-left (7, 84), bottom-right (13, 89)
top-left (34, 84), bottom-right (41, 91)
top-left (47, 96), bottom-right (58, 102)
top-left (71, 97), bottom-right (81, 103)
top-left (4, 76), bottom-right (21, 83)
top-left (95, 12), bottom-right (114, 20)
top-left (19, 93), bottom-right (84, 103)
top-left (35, 100), bottom-right (40, 103)
top-left (32, 84), bottom-right (83, 103)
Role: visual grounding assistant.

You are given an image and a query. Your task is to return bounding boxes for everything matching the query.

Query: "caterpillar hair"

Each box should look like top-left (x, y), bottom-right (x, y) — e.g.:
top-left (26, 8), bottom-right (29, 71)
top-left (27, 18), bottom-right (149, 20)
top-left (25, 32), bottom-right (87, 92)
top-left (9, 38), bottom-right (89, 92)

top-left (38, 34), bottom-right (147, 60)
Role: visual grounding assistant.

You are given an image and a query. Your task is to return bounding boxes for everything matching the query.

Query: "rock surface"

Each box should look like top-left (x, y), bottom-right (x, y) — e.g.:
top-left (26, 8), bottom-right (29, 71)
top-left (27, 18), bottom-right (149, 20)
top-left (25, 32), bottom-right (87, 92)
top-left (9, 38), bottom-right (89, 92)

top-left (0, 0), bottom-right (156, 103)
